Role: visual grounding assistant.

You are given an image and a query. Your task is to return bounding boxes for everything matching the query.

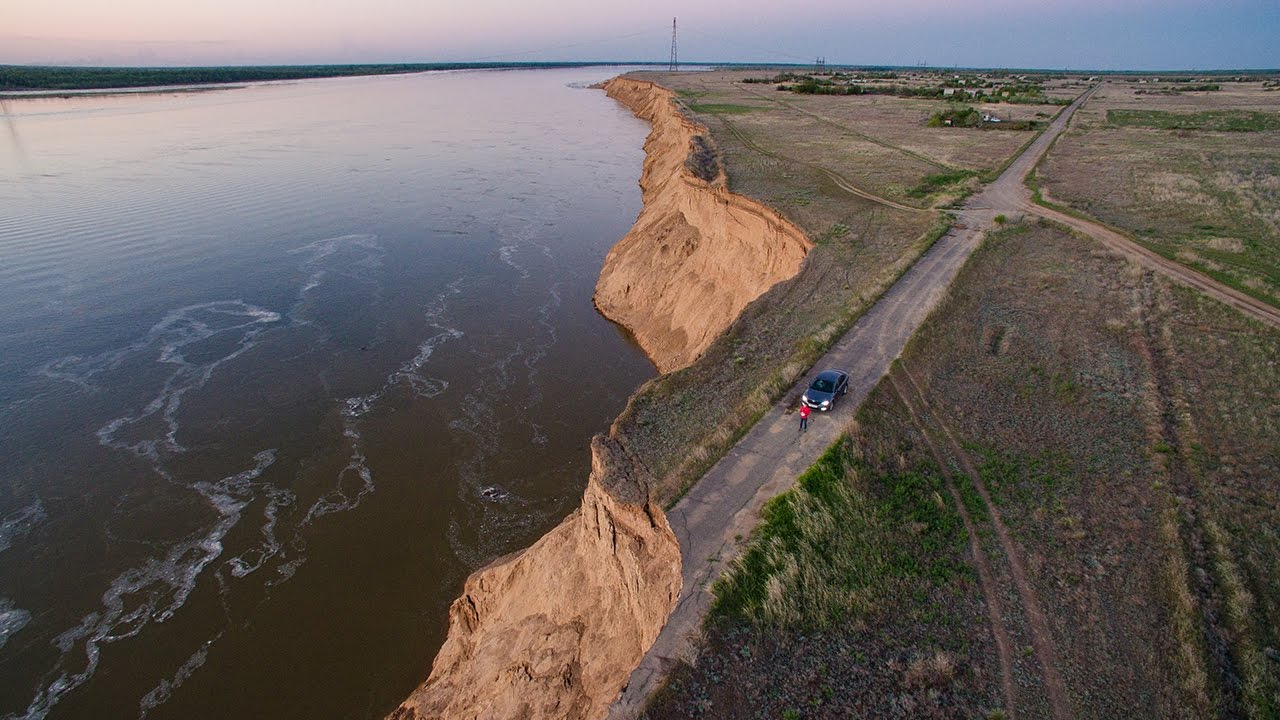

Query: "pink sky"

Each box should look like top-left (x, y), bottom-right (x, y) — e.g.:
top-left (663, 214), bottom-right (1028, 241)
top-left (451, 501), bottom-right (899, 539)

top-left (2, 0), bottom-right (1275, 69)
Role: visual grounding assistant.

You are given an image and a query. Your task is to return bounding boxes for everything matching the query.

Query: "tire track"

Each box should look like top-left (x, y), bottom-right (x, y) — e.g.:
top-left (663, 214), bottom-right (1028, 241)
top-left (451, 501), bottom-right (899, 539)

top-left (897, 364), bottom-right (1072, 720)
top-left (737, 85), bottom-right (956, 172)
top-left (888, 368), bottom-right (1019, 720)
top-left (1133, 274), bottom-right (1246, 717)
top-left (713, 113), bottom-right (934, 214)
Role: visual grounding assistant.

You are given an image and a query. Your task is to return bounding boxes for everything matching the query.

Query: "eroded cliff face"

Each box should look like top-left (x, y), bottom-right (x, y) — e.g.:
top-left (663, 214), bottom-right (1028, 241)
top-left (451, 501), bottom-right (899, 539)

top-left (595, 77), bottom-right (812, 374)
top-left (390, 436), bottom-right (680, 720)
top-left (392, 77), bottom-right (810, 720)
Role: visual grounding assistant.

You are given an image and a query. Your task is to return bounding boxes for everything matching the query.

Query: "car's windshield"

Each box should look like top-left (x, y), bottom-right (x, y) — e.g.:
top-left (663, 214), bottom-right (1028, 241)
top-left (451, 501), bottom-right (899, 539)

top-left (810, 378), bottom-right (834, 393)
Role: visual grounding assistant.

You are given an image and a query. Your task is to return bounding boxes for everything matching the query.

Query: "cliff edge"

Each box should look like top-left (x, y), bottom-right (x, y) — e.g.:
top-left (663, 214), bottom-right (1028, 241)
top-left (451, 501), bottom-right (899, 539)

top-left (391, 76), bottom-right (812, 720)
top-left (594, 77), bottom-right (812, 374)
top-left (389, 435), bottom-right (680, 720)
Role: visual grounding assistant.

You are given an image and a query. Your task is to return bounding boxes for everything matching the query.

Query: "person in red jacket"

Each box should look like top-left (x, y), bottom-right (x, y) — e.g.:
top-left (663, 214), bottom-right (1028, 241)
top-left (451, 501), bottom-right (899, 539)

top-left (799, 403), bottom-right (811, 432)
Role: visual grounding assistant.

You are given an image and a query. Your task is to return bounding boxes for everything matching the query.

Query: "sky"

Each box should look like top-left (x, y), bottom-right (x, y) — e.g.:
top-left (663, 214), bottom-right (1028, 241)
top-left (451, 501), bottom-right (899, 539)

top-left (2, 0), bottom-right (1276, 70)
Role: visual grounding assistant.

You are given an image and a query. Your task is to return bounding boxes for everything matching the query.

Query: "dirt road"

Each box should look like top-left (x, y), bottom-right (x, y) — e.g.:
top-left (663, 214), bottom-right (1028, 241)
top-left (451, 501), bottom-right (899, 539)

top-left (965, 86), bottom-right (1280, 330)
top-left (1021, 200), bottom-right (1280, 329)
top-left (607, 85), bottom-right (1099, 718)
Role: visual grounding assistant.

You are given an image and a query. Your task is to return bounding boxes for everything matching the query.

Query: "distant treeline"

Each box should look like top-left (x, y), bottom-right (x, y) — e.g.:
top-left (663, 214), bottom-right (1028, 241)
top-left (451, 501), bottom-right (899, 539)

top-left (756, 73), bottom-right (1073, 105)
top-left (0, 62), bottom-right (607, 91)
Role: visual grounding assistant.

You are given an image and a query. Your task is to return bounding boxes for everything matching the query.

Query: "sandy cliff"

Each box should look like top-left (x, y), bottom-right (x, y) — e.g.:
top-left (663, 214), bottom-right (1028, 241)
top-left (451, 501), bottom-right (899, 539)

top-left (392, 77), bottom-right (812, 720)
top-left (594, 77), bottom-right (812, 373)
top-left (389, 435), bottom-right (680, 720)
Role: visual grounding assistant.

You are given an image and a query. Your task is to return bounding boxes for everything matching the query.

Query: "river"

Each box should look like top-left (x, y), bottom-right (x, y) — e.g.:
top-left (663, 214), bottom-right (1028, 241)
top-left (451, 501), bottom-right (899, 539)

top-left (0, 66), bottom-right (654, 719)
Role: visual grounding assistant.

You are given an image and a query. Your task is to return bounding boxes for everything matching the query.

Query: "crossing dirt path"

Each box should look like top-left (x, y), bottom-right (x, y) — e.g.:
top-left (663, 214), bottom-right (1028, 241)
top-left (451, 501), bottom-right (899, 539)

top-left (1018, 199), bottom-right (1280, 329)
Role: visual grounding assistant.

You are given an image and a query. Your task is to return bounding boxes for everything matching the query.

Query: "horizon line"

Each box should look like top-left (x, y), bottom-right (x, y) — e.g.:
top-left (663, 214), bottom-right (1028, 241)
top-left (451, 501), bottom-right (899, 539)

top-left (3, 60), bottom-right (1279, 74)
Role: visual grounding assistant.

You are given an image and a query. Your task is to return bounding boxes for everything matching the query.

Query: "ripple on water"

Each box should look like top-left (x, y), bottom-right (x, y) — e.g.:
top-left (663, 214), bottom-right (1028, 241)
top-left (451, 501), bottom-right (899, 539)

top-left (9, 231), bottom-right (472, 719)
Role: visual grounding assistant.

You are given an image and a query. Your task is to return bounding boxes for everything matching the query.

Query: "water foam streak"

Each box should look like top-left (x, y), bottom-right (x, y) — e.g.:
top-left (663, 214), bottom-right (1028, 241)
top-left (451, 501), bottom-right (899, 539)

top-left (0, 500), bottom-right (45, 554)
top-left (8, 451), bottom-right (276, 720)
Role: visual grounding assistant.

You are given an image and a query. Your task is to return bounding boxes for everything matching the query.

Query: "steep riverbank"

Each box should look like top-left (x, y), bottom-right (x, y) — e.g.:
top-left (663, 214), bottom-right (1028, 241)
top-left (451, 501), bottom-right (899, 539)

top-left (391, 437), bottom-right (679, 720)
top-left (390, 77), bottom-right (817, 719)
top-left (594, 77), bottom-right (812, 372)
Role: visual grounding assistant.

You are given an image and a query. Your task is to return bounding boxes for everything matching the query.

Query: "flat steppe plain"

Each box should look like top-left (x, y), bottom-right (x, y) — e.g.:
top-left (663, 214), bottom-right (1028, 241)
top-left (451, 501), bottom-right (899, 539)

top-left (630, 71), bottom-right (1280, 719)
top-left (1036, 79), bottom-right (1280, 307)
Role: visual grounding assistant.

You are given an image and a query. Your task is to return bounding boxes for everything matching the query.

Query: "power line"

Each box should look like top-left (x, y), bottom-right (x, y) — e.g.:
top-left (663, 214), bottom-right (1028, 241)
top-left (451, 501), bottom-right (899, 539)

top-left (669, 18), bottom-right (678, 72)
top-left (457, 25), bottom-right (668, 64)
top-left (680, 24), bottom-right (812, 64)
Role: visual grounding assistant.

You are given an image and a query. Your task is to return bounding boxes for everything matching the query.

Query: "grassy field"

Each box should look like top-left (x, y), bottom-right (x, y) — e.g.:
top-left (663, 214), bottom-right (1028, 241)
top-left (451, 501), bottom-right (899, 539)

top-left (1035, 79), bottom-right (1280, 307)
top-left (653, 71), bottom-right (1065, 207)
top-left (1107, 109), bottom-right (1280, 132)
top-left (646, 221), bottom-right (1280, 718)
top-left (648, 430), bottom-right (999, 719)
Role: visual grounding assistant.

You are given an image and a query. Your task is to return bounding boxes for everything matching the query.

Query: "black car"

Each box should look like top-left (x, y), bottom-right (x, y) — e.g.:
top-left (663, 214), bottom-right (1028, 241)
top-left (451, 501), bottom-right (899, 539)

top-left (801, 369), bottom-right (849, 411)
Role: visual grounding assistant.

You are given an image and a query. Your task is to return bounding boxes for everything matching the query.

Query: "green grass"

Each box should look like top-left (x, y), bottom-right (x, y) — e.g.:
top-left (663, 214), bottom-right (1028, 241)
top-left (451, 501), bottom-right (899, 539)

top-left (711, 436), bottom-right (967, 629)
top-left (1107, 109), bottom-right (1280, 132)
top-left (907, 170), bottom-right (979, 199)
top-left (686, 103), bottom-right (761, 115)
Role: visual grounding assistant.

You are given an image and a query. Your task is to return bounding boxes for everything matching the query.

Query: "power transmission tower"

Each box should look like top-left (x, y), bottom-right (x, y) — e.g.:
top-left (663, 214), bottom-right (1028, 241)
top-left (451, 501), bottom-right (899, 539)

top-left (669, 18), bottom-right (678, 72)
top-left (815, 56), bottom-right (826, 74)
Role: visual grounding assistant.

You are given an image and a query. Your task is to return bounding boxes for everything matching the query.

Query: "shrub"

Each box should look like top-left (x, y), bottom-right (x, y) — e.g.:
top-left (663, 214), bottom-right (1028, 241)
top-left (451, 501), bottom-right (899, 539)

top-left (928, 106), bottom-right (981, 128)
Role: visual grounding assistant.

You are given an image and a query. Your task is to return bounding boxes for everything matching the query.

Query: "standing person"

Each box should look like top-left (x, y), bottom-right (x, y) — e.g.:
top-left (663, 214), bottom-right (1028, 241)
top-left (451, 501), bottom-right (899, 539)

top-left (799, 403), bottom-right (811, 432)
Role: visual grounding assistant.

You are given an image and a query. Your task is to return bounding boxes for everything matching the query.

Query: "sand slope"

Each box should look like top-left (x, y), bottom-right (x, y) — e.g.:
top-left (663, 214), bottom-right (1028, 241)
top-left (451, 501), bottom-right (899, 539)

top-left (390, 436), bottom-right (679, 720)
top-left (594, 77), bottom-right (812, 373)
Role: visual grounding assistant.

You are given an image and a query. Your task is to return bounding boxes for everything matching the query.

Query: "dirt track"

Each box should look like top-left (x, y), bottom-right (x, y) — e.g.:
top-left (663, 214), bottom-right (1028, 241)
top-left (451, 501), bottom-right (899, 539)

top-left (887, 369), bottom-right (1022, 718)
top-left (715, 113), bottom-right (932, 214)
top-left (1020, 200), bottom-right (1280, 329)
top-left (893, 365), bottom-right (1071, 720)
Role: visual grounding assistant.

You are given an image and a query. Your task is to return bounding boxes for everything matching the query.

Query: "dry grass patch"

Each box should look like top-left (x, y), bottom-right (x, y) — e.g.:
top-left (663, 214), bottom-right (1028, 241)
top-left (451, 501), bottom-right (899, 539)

top-left (1036, 80), bottom-right (1280, 306)
top-left (651, 70), bottom-right (1065, 197)
top-left (646, 423), bottom-right (998, 719)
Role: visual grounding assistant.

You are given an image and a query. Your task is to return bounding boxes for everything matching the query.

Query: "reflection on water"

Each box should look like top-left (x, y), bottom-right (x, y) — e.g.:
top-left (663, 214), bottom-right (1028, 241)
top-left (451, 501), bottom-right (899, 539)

top-left (0, 67), bottom-right (654, 719)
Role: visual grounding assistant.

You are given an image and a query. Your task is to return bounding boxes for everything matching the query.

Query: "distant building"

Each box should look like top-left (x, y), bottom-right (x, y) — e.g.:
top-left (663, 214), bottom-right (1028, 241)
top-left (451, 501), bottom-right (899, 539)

top-left (943, 88), bottom-right (956, 97)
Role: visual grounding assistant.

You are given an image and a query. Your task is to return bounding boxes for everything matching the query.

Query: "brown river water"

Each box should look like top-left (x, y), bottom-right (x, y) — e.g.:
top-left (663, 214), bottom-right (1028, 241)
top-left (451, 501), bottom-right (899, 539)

top-left (0, 67), bottom-right (655, 718)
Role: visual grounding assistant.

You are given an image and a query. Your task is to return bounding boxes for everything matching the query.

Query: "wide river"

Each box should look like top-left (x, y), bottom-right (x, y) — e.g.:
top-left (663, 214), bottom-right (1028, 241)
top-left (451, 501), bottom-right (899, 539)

top-left (0, 67), bottom-right (655, 719)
